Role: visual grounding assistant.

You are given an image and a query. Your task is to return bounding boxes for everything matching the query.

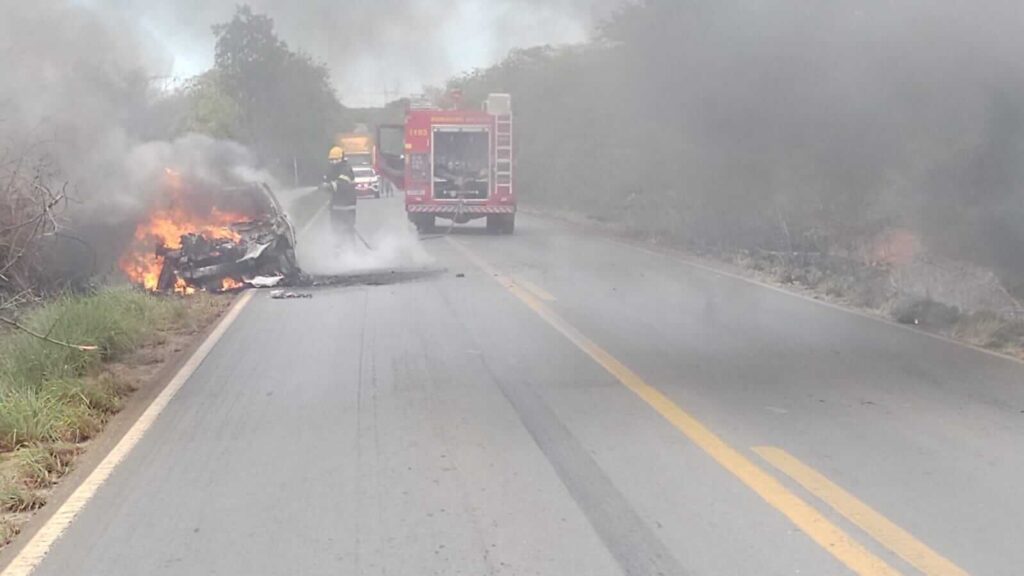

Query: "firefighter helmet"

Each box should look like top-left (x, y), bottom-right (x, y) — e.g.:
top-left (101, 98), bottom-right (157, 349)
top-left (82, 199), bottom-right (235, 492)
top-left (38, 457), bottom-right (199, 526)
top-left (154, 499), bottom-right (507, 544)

top-left (328, 146), bottom-right (345, 161)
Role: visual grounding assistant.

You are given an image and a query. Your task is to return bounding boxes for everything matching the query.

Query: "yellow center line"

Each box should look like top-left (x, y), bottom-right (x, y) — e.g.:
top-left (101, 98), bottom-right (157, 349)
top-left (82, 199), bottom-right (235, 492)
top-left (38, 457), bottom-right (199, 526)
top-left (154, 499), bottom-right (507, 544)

top-left (754, 447), bottom-right (968, 576)
top-left (511, 275), bottom-right (557, 302)
top-left (448, 238), bottom-right (901, 576)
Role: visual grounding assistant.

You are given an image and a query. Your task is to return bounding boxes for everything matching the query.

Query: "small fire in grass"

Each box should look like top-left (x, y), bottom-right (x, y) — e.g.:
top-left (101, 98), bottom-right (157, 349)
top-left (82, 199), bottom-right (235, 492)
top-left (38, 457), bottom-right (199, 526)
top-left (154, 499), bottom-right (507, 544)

top-left (119, 169), bottom-right (246, 294)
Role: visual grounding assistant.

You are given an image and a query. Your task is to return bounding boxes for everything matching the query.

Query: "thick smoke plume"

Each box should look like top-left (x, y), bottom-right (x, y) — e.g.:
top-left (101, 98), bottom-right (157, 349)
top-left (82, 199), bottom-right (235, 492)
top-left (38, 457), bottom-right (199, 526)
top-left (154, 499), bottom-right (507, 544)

top-left (1, 1), bottom-right (276, 278)
top-left (1, 1), bottom-right (155, 220)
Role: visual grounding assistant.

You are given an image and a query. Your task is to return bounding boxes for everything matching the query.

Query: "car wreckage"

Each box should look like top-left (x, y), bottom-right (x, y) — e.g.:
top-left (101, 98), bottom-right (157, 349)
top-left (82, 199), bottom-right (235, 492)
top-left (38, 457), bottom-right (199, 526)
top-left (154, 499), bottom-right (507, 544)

top-left (153, 184), bottom-right (299, 293)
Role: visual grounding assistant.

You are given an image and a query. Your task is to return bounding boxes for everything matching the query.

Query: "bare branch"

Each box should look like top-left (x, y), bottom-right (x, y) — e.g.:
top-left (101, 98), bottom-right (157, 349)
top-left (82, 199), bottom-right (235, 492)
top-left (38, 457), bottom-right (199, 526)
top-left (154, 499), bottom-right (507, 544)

top-left (0, 316), bottom-right (99, 352)
top-left (0, 141), bottom-right (70, 308)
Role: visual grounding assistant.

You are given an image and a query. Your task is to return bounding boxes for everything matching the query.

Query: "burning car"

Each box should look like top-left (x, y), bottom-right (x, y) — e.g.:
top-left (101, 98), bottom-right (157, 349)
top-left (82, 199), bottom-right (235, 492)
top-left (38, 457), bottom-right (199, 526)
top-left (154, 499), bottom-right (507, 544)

top-left (121, 177), bottom-right (298, 293)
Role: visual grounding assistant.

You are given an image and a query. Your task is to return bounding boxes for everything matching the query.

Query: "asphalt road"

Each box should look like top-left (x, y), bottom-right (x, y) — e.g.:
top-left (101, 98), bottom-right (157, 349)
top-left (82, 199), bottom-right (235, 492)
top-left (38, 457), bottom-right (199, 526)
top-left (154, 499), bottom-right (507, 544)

top-left (8, 195), bottom-right (1024, 575)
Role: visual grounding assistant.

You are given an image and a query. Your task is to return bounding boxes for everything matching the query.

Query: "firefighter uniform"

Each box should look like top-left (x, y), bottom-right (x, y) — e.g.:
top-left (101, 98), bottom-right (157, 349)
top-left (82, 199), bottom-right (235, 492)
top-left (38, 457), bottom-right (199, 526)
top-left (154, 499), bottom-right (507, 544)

top-left (327, 147), bottom-right (357, 236)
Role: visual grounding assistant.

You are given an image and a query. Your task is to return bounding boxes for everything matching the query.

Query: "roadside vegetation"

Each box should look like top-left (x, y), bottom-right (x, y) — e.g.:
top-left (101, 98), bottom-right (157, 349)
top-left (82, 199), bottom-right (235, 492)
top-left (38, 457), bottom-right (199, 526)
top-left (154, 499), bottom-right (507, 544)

top-left (449, 0), bottom-right (1024, 356)
top-left (0, 2), bottom-right (336, 550)
top-left (0, 289), bottom-right (227, 545)
top-left (157, 5), bottom-right (351, 185)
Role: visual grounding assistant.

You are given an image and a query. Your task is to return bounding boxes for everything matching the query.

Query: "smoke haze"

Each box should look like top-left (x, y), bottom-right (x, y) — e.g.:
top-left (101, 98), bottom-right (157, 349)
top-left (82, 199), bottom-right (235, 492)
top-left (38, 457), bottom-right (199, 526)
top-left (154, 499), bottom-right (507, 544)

top-left (447, 0), bottom-right (1024, 287)
top-left (2, 0), bottom-right (616, 216)
top-left (8, 0), bottom-right (1024, 290)
top-left (0, 1), bottom-right (274, 221)
top-left (92, 0), bottom-right (623, 106)
top-left (1, 1), bottom-right (291, 283)
top-left (297, 200), bottom-right (434, 276)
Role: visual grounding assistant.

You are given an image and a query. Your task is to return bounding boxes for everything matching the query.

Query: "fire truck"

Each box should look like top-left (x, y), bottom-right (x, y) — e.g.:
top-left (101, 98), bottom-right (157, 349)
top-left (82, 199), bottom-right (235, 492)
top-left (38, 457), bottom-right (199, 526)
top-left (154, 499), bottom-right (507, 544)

top-left (377, 93), bottom-right (516, 234)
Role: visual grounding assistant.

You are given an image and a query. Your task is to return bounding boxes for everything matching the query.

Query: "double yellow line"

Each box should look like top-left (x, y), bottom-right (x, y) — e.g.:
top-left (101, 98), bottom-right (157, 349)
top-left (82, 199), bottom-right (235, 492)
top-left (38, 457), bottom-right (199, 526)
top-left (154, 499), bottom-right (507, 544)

top-left (754, 447), bottom-right (966, 576)
top-left (450, 238), bottom-right (967, 576)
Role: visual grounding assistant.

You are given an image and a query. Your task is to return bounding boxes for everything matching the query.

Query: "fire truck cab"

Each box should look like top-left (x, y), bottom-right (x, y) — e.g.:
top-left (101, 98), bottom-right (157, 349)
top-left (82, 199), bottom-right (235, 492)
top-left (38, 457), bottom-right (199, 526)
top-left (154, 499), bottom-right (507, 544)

top-left (378, 93), bottom-right (516, 234)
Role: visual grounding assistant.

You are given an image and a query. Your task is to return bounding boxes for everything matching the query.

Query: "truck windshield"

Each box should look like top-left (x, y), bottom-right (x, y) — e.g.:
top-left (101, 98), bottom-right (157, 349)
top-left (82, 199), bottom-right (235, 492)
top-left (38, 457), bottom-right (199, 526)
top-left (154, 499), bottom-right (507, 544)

top-left (347, 154), bottom-right (373, 167)
top-left (433, 129), bottom-right (489, 200)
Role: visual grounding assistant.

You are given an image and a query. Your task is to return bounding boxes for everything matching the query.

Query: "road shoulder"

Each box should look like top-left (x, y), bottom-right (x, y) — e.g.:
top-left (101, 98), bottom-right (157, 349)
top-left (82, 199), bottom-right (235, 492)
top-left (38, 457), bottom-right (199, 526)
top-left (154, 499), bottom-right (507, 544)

top-left (0, 293), bottom-right (248, 572)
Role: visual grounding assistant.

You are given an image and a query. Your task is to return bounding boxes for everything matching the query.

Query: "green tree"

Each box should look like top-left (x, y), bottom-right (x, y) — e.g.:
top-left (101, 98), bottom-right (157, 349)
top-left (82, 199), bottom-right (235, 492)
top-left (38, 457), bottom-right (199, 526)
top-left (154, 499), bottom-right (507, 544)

top-left (177, 71), bottom-right (243, 140)
top-left (212, 5), bottom-right (348, 182)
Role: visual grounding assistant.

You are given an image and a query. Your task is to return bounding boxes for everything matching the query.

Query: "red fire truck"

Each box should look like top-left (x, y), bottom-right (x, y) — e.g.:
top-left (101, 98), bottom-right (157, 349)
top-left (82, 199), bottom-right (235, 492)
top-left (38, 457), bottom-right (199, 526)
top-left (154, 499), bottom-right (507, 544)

top-left (377, 93), bottom-right (516, 234)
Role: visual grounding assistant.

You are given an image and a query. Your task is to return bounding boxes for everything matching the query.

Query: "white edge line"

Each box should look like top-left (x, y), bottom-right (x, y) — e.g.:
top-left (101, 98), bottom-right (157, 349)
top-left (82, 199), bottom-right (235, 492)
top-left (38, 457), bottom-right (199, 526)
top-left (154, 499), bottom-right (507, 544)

top-left (301, 200), bottom-right (330, 234)
top-left (1, 291), bottom-right (255, 576)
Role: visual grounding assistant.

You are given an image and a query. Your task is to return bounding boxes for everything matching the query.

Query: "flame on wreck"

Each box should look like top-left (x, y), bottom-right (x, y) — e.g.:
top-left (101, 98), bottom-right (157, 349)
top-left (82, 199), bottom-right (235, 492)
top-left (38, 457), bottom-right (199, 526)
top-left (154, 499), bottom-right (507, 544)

top-left (119, 169), bottom-right (298, 294)
top-left (120, 208), bottom-right (245, 292)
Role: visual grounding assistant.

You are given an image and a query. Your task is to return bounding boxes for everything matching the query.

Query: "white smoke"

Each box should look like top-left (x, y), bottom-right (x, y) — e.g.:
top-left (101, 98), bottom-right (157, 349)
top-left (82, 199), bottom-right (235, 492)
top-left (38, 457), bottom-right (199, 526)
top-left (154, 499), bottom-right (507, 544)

top-left (1, 2), bottom-right (274, 215)
top-left (125, 135), bottom-right (278, 199)
top-left (1, 0), bottom-right (280, 273)
top-left (296, 198), bottom-right (434, 275)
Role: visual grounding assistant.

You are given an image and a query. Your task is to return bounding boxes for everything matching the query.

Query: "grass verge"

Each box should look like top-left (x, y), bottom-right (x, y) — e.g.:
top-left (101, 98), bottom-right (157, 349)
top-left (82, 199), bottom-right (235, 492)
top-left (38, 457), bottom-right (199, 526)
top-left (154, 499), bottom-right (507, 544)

top-left (0, 288), bottom-right (230, 546)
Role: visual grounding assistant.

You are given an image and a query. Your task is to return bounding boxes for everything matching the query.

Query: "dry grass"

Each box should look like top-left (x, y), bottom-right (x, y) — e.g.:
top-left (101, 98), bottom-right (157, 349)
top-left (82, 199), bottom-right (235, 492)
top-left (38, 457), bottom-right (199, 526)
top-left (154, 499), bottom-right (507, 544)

top-left (0, 475), bottom-right (45, 514)
top-left (0, 517), bottom-right (19, 547)
top-left (0, 290), bottom-right (220, 450)
top-left (954, 311), bottom-right (1024, 351)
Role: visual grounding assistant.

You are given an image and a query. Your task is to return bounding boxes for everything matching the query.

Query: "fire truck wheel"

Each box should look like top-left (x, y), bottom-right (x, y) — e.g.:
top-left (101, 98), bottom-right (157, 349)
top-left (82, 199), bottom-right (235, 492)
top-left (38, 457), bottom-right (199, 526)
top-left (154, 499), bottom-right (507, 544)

top-left (412, 215), bottom-right (436, 233)
top-left (500, 214), bottom-right (516, 235)
top-left (486, 215), bottom-right (501, 234)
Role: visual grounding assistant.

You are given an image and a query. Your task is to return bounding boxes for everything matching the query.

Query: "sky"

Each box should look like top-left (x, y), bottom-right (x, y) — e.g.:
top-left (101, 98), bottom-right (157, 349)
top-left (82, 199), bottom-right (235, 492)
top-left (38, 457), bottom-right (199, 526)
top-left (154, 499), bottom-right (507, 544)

top-left (93, 0), bottom-right (625, 107)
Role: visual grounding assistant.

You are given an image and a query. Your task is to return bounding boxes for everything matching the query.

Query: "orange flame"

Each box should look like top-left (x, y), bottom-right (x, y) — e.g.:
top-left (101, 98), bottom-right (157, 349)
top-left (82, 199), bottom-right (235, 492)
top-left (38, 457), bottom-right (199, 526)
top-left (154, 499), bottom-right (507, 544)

top-left (119, 170), bottom-right (247, 292)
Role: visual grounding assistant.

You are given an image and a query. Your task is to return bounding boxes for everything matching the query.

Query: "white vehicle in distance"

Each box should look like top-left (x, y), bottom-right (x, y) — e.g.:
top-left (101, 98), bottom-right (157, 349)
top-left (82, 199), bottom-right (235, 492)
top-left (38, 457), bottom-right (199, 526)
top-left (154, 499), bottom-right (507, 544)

top-left (352, 165), bottom-right (381, 199)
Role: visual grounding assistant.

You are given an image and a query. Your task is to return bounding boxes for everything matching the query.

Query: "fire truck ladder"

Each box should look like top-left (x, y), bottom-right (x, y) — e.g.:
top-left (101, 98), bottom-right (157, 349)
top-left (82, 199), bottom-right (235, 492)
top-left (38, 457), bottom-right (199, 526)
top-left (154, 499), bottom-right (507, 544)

top-left (495, 113), bottom-right (513, 197)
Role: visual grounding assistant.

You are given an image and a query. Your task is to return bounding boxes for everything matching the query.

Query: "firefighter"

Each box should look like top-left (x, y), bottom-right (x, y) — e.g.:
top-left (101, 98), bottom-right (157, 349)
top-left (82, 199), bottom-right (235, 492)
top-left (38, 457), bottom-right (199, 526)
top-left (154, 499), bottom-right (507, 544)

top-left (326, 146), bottom-right (354, 184)
top-left (326, 146), bottom-right (357, 239)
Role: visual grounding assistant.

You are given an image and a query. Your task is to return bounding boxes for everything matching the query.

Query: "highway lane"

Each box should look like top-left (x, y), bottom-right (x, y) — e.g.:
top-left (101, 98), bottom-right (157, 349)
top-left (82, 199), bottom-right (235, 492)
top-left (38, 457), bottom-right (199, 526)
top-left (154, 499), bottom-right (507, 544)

top-left (7, 197), bottom-right (1024, 575)
top-left (474, 211), bottom-right (1024, 575)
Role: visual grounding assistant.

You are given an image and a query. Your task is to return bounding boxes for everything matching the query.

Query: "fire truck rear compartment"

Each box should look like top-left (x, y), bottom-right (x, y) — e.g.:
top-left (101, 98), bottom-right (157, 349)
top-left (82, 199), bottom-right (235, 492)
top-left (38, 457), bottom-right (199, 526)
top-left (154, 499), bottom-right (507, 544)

top-left (432, 128), bottom-right (490, 201)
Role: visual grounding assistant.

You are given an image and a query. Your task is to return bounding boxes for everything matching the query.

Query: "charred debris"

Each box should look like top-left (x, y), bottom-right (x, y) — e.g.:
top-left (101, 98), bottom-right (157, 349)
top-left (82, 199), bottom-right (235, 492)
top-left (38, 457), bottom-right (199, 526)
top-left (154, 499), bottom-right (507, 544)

top-left (147, 183), bottom-right (299, 293)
